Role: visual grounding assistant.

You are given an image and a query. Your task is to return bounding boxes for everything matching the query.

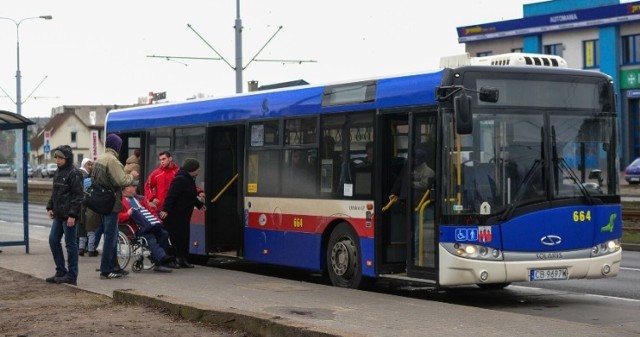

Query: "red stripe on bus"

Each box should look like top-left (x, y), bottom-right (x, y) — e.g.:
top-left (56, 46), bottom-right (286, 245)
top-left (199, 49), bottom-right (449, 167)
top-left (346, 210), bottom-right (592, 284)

top-left (247, 211), bottom-right (374, 238)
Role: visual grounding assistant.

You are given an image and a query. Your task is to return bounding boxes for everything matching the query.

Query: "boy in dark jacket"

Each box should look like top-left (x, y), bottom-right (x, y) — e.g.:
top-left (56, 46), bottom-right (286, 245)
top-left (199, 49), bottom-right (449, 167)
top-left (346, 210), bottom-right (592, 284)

top-left (45, 145), bottom-right (84, 286)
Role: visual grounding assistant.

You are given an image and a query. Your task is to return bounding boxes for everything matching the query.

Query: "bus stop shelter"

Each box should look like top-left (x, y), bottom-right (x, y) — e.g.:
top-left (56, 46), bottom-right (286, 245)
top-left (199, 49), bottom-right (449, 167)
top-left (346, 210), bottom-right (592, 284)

top-left (0, 110), bottom-right (34, 253)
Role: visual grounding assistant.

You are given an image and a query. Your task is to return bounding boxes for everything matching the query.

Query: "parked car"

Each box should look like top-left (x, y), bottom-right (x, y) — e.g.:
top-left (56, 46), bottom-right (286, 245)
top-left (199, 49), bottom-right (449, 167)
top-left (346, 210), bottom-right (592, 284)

top-left (45, 163), bottom-right (58, 178)
top-left (10, 163), bottom-right (34, 178)
top-left (34, 164), bottom-right (45, 178)
top-left (0, 163), bottom-right (11, 176)
top-left (38, 163), bottom-right (58, 178)
top-left (625, 157), bottom-right (640, 184)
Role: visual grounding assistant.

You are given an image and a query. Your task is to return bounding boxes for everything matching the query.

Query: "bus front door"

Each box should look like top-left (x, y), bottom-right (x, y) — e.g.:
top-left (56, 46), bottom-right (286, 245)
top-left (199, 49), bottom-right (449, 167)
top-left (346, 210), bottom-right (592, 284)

top-left (407, 113), bottom-right (437, 277)
top-left (379, 111), bottom-right (438, 280)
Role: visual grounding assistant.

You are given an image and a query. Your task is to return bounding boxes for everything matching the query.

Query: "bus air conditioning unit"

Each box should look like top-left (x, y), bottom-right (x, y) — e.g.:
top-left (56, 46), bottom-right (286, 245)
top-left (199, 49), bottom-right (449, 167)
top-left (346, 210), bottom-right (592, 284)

top-left (470, 53), bottom-right (567, 68)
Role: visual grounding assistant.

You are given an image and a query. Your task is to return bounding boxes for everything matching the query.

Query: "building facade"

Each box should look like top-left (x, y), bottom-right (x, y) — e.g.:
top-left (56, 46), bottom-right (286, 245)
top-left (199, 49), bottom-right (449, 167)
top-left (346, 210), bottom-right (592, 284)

top-left (457, 0), bottom-right (640, 167)
top-left (30, 105), bottom-right (130, 166)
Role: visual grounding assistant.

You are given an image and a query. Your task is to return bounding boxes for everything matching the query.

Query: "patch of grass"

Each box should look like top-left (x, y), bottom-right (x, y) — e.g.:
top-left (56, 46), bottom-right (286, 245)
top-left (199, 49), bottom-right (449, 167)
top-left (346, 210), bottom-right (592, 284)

top-left (622, 230), bottom-right (640, 244)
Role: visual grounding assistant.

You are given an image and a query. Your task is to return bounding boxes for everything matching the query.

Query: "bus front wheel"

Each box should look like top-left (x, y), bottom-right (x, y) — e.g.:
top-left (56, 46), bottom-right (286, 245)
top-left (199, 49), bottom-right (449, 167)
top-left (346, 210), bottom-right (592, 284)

top-left (326, 223), bottom-right (362, 289)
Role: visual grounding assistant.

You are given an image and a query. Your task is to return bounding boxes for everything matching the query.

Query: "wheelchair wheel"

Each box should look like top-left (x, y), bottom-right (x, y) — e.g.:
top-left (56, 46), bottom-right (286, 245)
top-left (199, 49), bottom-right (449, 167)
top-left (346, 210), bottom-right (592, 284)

top-left (130, 237), bottom-right (155, 271)
top-left (132, 257), bottom-right (144, 272)
top-left (117, 231), bottom-right (131, 270)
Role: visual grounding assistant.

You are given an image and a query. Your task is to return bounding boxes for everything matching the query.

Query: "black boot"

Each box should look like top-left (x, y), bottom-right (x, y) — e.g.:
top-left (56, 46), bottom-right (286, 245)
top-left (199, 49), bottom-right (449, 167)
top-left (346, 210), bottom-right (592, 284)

top-left (178, 258), bottom-right (194, 268)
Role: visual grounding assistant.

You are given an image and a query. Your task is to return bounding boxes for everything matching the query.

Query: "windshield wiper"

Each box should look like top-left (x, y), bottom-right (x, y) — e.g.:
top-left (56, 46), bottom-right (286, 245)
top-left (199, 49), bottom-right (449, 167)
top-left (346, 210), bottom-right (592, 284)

top-left (551, 126), bottom-right (597, 205)
top-left (556, 157), bottom-right (598, 205)
top-left (499, 159), bottom-right (543, 221)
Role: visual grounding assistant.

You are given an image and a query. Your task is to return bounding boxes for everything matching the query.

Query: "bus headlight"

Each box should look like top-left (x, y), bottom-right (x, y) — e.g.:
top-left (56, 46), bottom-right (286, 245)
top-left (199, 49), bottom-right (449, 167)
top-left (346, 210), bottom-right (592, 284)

top-left (591, 239), bottom-right (620, 257)
top-left (465, 245), bottom-right (477, 255)
top-left (446, 243), bottom-right (503, 261)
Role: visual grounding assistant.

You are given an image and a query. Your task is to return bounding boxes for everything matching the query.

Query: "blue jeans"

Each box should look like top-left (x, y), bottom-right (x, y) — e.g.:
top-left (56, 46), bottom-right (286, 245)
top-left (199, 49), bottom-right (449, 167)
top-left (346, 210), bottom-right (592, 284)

top-left (94, 225), bottom-right (104, 250)
top-left (99, 213), bottom-right (119, 273)
top-left (48, 217), bottom-right (78, 281)
top-left (142, 228), bottom-right (171, 262)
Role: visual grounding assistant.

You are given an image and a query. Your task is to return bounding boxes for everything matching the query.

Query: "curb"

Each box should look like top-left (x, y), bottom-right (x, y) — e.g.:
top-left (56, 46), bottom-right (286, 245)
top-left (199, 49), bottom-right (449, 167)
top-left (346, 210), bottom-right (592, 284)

top-left (113, 289), bottom-right (360, 337)
top-left (622, 243), bottom-right (640, 252)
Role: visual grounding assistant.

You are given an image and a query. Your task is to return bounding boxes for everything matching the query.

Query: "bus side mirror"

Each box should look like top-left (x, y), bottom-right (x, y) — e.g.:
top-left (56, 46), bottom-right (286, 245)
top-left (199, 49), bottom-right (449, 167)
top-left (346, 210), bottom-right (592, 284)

top-left (454, 93), bottom-right (473, 134)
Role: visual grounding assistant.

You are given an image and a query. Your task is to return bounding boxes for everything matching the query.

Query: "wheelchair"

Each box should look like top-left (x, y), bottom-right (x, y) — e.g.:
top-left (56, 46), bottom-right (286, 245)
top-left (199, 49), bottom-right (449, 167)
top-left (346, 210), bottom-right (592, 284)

top-left (116, 223), bottom-right (156, 272)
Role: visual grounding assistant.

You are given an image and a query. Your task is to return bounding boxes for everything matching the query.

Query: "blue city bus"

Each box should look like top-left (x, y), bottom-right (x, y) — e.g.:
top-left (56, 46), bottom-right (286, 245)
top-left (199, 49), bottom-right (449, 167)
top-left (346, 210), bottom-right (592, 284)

top-left (106, 53), bottom-right (621, 289)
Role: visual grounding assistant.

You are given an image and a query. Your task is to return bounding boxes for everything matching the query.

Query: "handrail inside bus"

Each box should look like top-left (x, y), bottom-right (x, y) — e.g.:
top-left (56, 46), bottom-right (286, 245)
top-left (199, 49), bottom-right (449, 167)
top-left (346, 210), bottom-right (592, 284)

top-left (210, 173), bottom-right (239, 203)
top-left (414, 189), bottom-right (431, 212)
top-left (417, 195), bottom-right (432, 267)
top-left (382, 195), bottom-right (398, 212)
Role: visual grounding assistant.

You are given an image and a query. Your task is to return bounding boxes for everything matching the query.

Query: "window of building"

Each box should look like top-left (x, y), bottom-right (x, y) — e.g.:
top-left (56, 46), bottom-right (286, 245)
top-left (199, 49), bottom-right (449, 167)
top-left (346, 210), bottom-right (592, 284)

top-left (511, 48), bottom-right (523, 53)
top-left (476, 51), bottom-right (492, 57)
top-left (543, 43), bottom-right (563, 57)
top-left (583, 39), bottom-right (599, 69)
top-left (622, 34), bottom-right (640, 65)
top-left (70, 131), bottom-right (77, 148)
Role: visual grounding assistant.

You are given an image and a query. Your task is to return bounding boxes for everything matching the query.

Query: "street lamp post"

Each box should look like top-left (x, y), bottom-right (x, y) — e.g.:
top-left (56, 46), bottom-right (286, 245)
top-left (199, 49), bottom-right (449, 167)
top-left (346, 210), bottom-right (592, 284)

top-left (0, 15), bottom-right (52, 195)
top-left (0, 15), bottom-right (53, 116)
top-left (0, 15), bottom-right (51, 253)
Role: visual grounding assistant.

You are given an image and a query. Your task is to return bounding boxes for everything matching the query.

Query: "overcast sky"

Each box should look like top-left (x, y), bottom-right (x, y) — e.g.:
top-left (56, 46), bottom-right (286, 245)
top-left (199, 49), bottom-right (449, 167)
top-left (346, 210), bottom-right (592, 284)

top-left (0, 0), bottom-right (543, 118)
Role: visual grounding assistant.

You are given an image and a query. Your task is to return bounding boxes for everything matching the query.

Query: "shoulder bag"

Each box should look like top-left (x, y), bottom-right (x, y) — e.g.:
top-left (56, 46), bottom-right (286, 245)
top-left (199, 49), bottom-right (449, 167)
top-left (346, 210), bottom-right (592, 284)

top-left (84, 181), bottom-right (115, 215)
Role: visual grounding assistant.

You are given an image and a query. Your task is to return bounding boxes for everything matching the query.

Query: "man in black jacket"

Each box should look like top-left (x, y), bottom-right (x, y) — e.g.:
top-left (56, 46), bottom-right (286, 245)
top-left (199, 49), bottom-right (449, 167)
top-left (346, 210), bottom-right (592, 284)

top-left (159, 158), bottom-right (206, 268)
top-left (45, 145), bottom-right (84, 286)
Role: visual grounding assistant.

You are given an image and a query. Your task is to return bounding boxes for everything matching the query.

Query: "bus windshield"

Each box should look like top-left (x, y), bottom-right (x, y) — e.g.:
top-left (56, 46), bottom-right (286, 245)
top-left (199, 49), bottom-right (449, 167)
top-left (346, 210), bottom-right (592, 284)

top-left (443, 72), bottom-right (618, 217)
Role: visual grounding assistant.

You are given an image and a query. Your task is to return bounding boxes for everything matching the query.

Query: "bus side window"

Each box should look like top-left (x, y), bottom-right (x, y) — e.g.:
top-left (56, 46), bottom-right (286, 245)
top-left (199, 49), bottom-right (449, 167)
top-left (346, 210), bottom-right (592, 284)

top-left (283, 149), bottom-right (316, 196)
top-left (321, 135), bottom-right (340, 194)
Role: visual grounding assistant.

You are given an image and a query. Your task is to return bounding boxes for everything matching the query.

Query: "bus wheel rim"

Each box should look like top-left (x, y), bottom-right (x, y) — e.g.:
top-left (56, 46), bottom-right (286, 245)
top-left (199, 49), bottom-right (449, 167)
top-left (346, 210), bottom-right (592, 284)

top-left (330, 239), bottom-right (356, 278)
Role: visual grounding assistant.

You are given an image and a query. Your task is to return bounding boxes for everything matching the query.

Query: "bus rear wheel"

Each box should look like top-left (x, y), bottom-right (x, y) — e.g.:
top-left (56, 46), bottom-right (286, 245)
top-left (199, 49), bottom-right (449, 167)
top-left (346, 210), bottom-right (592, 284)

top-left (326, 223), bottom-right (362, 289)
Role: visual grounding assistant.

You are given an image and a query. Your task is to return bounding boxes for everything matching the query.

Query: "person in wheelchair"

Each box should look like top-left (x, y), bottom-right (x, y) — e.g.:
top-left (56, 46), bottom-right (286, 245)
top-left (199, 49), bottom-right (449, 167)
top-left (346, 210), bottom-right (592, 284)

top-left (118, 181), bottom-right (176, 273)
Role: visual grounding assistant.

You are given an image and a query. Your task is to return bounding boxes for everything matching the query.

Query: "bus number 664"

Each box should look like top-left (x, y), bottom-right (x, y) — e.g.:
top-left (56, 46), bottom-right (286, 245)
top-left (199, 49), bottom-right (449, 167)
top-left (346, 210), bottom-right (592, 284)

top-left (572, 210), bottom-right (591, 222)
top-left (293, 218), bottom-right (303, 228)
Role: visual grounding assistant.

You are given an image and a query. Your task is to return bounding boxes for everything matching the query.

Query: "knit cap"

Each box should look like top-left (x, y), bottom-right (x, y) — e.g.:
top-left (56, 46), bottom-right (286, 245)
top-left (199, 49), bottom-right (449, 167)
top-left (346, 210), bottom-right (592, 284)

top-left (182, 158), bottom-right (200, 172)
top-left (105, 134), bottom-right (123, 153)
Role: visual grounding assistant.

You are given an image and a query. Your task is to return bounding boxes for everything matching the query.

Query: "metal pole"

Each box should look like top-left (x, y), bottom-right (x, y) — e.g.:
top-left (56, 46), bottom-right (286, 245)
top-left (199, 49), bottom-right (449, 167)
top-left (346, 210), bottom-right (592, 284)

top-left (0, 15), bottom-right (52, 253)
top-left (235, 0), bottom-right (243, 93)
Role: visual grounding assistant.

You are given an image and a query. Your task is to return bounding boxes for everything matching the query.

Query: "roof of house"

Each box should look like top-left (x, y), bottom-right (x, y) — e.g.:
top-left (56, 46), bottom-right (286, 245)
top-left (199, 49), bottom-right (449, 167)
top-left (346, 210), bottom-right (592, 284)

top-left (30, 105), bottom-right (131, 148)
top-left (258, 79), bottom-right (309, 91)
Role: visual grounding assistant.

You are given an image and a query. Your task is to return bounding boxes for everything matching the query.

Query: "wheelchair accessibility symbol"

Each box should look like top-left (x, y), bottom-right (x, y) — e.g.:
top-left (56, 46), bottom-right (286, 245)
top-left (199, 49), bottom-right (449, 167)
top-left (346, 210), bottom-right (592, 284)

top-left (455, 228), bottom-right (478, 242)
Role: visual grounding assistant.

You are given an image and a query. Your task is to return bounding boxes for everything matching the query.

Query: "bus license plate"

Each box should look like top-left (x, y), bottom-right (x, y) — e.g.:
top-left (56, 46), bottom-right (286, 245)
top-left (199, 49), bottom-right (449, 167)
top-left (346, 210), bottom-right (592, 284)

top-left (529, 268), bottom-right (568, 281)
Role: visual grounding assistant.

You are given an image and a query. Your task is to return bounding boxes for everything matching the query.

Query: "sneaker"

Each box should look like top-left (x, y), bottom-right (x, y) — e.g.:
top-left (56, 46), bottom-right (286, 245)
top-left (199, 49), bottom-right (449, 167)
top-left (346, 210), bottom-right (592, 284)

top-left (113, 269), bottom-right (130, 276)
top-left (153, 265), bottom-right (173, 273)
top-left (54, 275), bottom-right (77, 286)
top-left (45, 272), bottom-right (65, 283)
top-left (88, 251), bottom-right (99, 257)
top-left (78, 249), bottom-right (85, 256)
top-left (100, 272), bottom-right (123, 279)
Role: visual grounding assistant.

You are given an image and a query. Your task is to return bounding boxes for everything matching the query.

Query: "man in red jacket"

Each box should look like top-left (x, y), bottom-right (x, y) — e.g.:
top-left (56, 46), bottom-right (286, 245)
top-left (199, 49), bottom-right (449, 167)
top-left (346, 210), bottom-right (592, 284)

top-left (144, 151), bottom-right (178, 214)
top-left (145, 151), bottom-right (205, 214)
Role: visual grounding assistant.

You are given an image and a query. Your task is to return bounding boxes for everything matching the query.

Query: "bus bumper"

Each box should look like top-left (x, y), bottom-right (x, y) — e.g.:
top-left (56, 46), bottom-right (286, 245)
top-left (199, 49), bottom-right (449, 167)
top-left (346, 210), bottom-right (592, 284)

top-left (438, 245), bottom-right (622, 286)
